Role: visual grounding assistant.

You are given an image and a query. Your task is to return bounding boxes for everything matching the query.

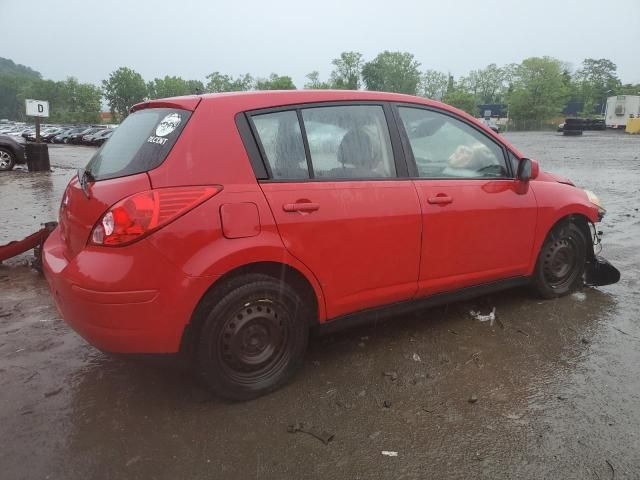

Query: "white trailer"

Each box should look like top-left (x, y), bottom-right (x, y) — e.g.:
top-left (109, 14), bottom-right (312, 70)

top-left (605, 95), bottom-right (640, 129)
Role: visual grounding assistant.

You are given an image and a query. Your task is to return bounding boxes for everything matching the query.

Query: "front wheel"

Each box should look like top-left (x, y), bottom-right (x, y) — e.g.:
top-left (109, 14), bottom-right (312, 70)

top-left (533, 221), bottom-right (587, 298)
top-left (196, 274), bottom-right (310, 401)
top-left (0, 148), bottom-right (16, 171)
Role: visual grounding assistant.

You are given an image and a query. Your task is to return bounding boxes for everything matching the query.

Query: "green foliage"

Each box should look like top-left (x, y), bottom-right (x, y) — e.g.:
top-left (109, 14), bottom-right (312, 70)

top-left (0, 57), bottom-right (40, 79)
top-left (102, 67), bottom-right (147, 120)
top-left (254, 74), bottom-right (296, 90)
top-left (507, 57), bottom-right (568, 121)
top-left (205, 72), bottom-right (253, 93)
top-left (361, 51), bottom-right (421, 95)
top-left (573, 58), bottom-right (621, 114)
top-left (304, 71), bottom-right (332, 89)
top-left (618, 83), bottom-right (640, 95)
top-left (0, 57), bottom-right (42, 120)
top-left (460, 64), bottom-right (505, 104)
top-left (147, 75), bottom-right (203, 99)
top-left (330, 51), bottom-right (363, 90)
top-left (419, 69), bottom-right (448, 100)
top-left (442, 88), bottom-right (478, 115)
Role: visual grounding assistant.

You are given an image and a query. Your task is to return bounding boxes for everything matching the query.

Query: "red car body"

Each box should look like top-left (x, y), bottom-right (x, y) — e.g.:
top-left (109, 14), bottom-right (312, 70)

top-left (43, 90), bottom-right (602, 358)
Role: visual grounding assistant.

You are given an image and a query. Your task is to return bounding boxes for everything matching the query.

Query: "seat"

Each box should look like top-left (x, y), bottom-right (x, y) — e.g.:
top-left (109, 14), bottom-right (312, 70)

top-left (329, 127), bottom-right (381, 178)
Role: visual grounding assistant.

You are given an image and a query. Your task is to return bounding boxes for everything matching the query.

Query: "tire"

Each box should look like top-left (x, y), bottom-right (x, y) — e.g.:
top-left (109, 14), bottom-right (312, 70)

top-left (533, 221), bottom-right (587, 298)
top-left (196, 274), bottom-right (310, 401)
top-left (0, 147), bottom-right (16, 171)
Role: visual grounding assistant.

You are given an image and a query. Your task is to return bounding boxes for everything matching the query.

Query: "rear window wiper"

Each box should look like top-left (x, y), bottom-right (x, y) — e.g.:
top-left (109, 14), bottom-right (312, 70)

top-left (77, 168), bottom-right (95, 198)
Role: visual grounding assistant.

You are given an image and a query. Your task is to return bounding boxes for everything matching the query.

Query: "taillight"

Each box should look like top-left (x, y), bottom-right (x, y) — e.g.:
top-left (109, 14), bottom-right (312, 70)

top-left (90, 186), bottom-right (222, 246)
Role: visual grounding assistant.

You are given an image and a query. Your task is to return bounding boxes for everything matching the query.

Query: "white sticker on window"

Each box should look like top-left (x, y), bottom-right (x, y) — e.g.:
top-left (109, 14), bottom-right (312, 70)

top-left (155, 113), bottom-right (182, 137)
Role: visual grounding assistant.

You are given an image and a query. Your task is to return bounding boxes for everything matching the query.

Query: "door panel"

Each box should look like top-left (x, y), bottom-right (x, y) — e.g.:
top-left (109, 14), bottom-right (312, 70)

top-left (261, 181), bottom-right (421, 319)
top-left (395, 105), bottom-right (538, 296)
top-left (413, 179), bottom-right (537, 296)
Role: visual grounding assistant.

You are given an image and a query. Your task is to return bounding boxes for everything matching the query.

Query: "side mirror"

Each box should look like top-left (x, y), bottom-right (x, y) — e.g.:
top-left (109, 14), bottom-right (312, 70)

top-left (517, 157), bottom-right (539, 181)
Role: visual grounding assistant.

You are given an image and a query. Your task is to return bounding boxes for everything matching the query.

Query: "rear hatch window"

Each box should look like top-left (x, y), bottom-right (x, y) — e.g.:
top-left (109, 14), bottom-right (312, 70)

top-left (85, 108), bottom-right (191, 181)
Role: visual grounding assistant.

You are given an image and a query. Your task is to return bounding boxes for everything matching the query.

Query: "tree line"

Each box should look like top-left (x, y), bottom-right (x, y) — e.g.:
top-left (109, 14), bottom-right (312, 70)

top-left (1, 53), bottom-right (638, 124)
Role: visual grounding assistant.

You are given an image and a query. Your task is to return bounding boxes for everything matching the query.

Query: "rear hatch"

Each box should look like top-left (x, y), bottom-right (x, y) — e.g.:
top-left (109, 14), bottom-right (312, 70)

top-left (59, 103), bottom-right (196, 259)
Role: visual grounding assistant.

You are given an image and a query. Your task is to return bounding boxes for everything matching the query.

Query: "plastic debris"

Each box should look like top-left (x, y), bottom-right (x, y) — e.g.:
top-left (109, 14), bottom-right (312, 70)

top-left (383, 399), bottom-right (392, 408)
top-left (381, 451), bottom-right (398, 457)
top-left (468, 394), bottom-right (478, 404)
top-left (287, 422), bottom-right (334, 445)
top-left (412, 353), bottom-right (421, 362)
top-left (469, 307), bottom-right (496, 325)
top-left (383, 371), bottom-right (398, 381)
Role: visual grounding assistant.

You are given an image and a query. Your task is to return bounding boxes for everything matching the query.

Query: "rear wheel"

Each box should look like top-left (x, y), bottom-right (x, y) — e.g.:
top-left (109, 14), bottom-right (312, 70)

top-left (0, 148), bottom-right (16, 171)
top-left (196, 274), bottom-right (310, 401)
top-left (533, 221), bottom-right (587, 298)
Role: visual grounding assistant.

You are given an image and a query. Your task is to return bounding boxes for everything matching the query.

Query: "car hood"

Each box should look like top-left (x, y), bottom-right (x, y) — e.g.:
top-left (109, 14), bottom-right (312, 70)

top-left (536, 169), bottom-right (575, 186)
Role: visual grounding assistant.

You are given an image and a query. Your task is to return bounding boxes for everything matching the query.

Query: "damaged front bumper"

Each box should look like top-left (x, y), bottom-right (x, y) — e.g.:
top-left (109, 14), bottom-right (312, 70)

top-left (584, 226), bottom-right (621, 287)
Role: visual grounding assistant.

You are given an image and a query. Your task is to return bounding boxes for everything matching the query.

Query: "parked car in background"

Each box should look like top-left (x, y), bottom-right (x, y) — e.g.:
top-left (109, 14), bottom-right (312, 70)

top-left (53, 127), bottom-right (84, 144)
top-left (68, 127), bottom-right (102, 144)
top-left (90, 128), bottom-right (114, 146)
top-left (0, 134), bottom-right (26, 171)
top-left (43, 90), bottom-right (618, 401)
top-left (41, 127), bottom-right (65, 142)
top-left (81, 129), bottom-right (107, 145)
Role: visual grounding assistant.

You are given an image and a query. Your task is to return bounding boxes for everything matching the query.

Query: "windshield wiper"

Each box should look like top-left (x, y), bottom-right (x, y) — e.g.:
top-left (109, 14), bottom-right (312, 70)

top-left (77, 168), bottom-right (95, 198)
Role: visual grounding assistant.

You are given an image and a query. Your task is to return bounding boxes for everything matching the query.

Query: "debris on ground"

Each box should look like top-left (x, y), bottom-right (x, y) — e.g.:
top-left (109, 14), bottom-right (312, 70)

top-left (383, 371), bottom-right (398, 381)
top-left (557, 395), bottom-right (568, 401)
top-left (581, 338), bottom-right (591, 345)
top-left (468, 394), bottom-right (478, 404)
top-left (470, 307), bottom-right (496, 326)
top-left (381, 451), bottom-right (398, 457)
top-left (382, 399), bottom-right (392, 408)
top-left (412, 353), bottom-right (421, 362)
top-left (606, 459), bottom-right (615, 479)
top-left (516, 328), bottom-right (530, 337)
top-left (287, 422), bottom-right (334, 445)
top-left (44, 387), bottom-right (63, 398)
top-left (465, 351), bottom-right (483, 368)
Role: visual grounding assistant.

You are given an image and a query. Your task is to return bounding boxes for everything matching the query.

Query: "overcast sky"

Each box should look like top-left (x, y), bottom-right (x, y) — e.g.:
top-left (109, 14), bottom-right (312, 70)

top-left (2, 0), bottom-right (639, 87)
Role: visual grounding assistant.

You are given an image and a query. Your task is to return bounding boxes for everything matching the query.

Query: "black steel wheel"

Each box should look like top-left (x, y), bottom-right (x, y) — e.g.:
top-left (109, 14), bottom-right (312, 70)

top-left (196, 274), bottom-right (309, 401)
top-left (533, 221), bottom-right (587, 298)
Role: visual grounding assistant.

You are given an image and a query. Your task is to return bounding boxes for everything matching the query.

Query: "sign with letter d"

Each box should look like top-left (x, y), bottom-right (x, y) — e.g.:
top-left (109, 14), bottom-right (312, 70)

top-left (25, 99), bottom-right (50, 118)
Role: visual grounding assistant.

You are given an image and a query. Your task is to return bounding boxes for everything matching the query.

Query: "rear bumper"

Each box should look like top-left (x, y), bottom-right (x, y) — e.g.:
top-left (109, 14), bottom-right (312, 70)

top-left (43, 228), bottom-right (217, 353)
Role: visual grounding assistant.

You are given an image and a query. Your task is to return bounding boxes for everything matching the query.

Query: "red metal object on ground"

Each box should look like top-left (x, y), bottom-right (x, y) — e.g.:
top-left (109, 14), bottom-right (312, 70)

top-left (0, 223), bottom-right (57, 263)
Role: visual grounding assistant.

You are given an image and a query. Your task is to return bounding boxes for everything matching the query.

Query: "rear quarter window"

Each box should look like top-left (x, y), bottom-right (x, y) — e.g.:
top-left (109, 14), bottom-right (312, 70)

top-left (86, 108), bottom-right (191, 181)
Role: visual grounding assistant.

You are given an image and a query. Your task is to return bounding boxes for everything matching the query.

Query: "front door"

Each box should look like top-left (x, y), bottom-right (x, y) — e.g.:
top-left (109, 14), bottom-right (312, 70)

top-left (249, 104), bottom-right (422, 319)
top-left (395, 105), bottom-right (538, 296)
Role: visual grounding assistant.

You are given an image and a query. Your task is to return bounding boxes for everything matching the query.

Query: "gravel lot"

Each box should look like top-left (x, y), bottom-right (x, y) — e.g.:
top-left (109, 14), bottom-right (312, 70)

top-left (1, 131), bottom-right (639, 479)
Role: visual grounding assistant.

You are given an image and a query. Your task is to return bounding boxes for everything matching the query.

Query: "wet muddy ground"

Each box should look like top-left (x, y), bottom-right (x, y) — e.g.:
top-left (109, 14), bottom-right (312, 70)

top-left (1, 132), bottom-right (639, 479)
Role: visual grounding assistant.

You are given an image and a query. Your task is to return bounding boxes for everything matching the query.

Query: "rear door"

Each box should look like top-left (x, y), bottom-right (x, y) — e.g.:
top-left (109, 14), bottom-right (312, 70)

top-left (394, 105), bottom-right (537, 296)
top-left (248, 103), bottom-right (422, 319)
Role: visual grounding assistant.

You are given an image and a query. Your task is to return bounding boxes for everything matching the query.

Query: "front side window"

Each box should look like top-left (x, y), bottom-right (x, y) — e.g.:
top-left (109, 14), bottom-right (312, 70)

top-left (251, 111), bottom-right (309, 180)
top-left (398, 107), bottom-right (508, 179)
top-left (301, 105), bottom-right (396, 179)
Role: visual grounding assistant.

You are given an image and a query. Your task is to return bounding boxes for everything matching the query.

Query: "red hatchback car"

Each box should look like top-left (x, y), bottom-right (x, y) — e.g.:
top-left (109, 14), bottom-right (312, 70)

top-left (43, 90), bottom-right (618, 400)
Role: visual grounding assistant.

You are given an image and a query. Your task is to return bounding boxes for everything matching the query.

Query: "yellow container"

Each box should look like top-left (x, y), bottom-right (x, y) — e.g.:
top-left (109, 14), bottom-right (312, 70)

top-left (626, 118), bottom-right (640, 134)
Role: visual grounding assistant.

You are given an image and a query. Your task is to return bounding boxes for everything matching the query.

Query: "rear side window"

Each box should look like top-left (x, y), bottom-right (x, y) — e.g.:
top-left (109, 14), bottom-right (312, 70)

top-left (301, 105), bottom-right (396, 179)
top-left (251, 111), bottom-right (309, 180)
top-left (86, 108), bottom-right (191, 181)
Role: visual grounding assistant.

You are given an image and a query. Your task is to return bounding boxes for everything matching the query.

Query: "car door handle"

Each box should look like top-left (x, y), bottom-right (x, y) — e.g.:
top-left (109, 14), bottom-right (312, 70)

top-left (427, 195), bottom-right (453, 205)
top-left (283, 202), bottom-right (320, 212)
